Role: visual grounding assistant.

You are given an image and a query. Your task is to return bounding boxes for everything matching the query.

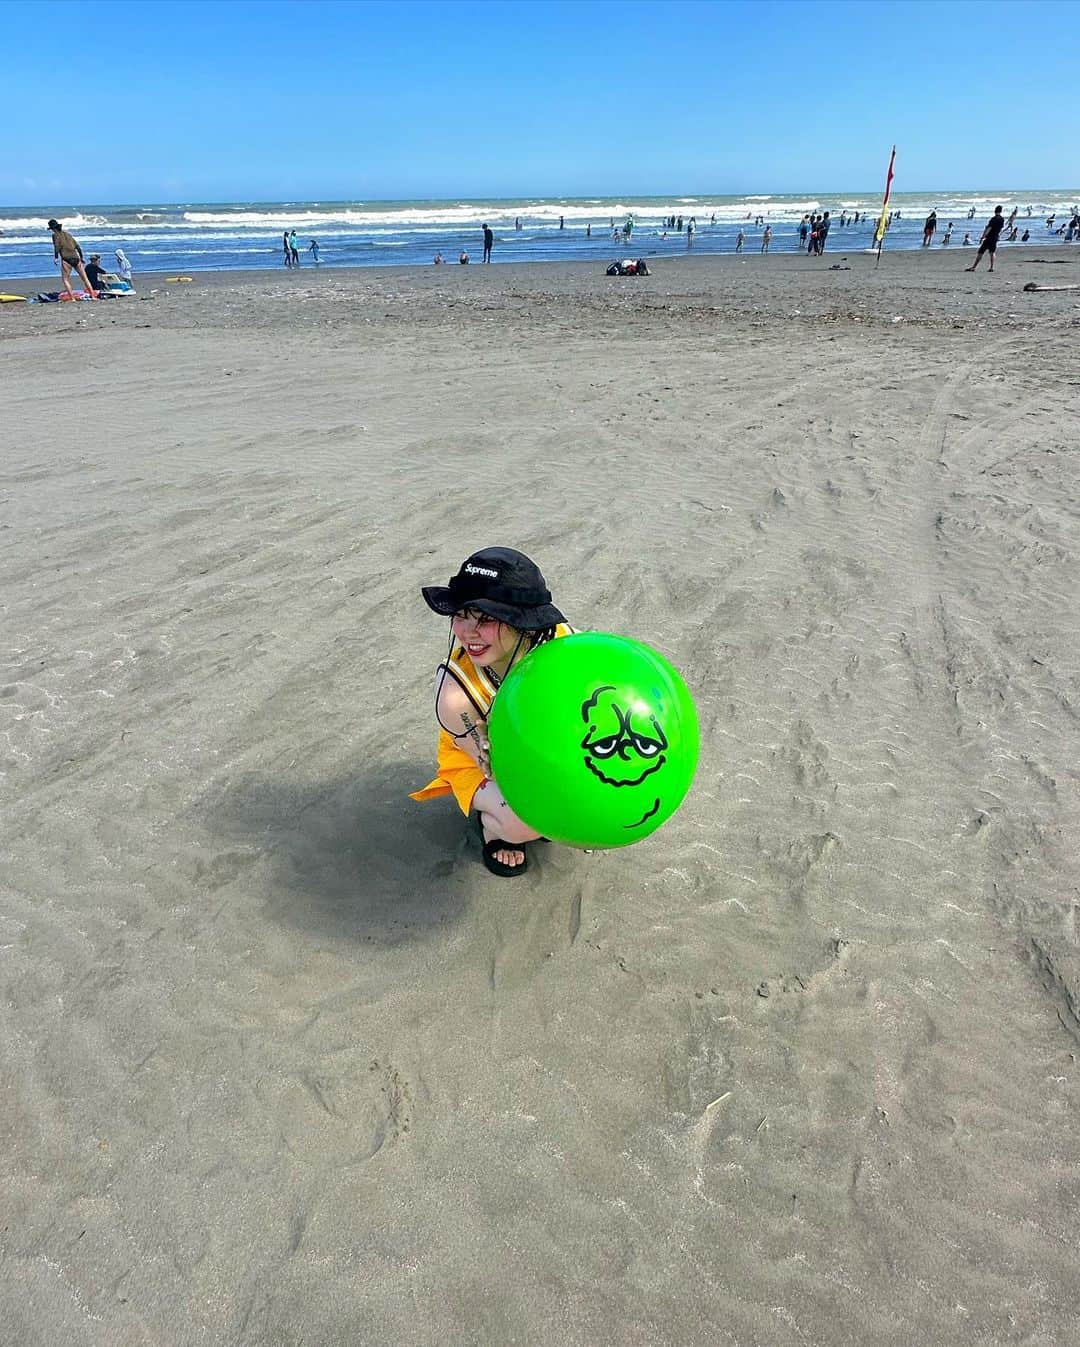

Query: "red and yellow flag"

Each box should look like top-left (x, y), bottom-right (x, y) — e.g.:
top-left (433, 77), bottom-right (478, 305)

top-left (874, 146), bottom-right (896, 249)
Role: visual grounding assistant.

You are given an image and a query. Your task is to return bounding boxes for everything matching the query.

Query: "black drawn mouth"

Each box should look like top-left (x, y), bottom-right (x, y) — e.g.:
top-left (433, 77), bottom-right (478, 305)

top-left (583, 755), bottom-right (666, 788)
top-left (624, 797), bottom-right (661, 829)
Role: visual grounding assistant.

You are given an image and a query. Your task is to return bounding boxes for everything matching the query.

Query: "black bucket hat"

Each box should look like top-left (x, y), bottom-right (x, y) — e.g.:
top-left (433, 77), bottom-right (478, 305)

top-left (422, 547), bottom-right (564, 631)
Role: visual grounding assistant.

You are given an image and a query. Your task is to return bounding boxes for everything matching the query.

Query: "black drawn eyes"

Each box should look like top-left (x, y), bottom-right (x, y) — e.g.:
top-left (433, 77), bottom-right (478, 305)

top-left (588, 734), bottom-right (621, 759)
top-left (583, 703), bottom-right (668, 760)
top-left (632, 734), bottom-right (664, 758)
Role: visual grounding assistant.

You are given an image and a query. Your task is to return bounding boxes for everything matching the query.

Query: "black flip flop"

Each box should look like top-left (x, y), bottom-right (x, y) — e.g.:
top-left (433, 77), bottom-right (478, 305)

top-left (474, 813), bottom-right (529, 878)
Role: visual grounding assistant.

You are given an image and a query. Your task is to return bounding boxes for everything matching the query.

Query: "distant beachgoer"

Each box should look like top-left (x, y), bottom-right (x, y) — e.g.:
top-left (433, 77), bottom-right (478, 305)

top-left (114, 249), bottom-right (133, 283)
top-left (586, 223), bottom-right (591, 237)
top-left (1021, 229), bottom-right (1030, 242)
top-left (941, 224), bottom-right (953, 245)
top-left (85, 253), bottom-right (108, 290)
top-left (309, 239), bottom-right (320, 264)
top-left (289, 230), bottom-right (300, 266)
top-left (968, 206), bottom-right (976, 219)
top-left (922, 210), bottom-right (937, 246)
top-left (962, 233), bottom-right (972, 246)
top-left (799, 218), bottom-right (809, 250)
top-left (559, 216), bottom-right (565, 230)
top-left (433, 252), bottom-right (444, 264)
top-left (966, 205), bottom-right (1005, 273)
top-left (283, 231), bottom-right (291, 267)
top-left (686, 220), bottom-right (694, 248)
top-left (735, 229), bottom-right (745, 253)
top-left (816, 211), bottom-right (831, 254)
top-left (47, 219), bottom-right (96, 296)
top-left (515, 217), bottom-right (522, 230)
top-left (459, 250), bottom-right (470, 264)
top-left (761, 225), bottom-right (772, 254)
top-left (482, 223), bottom-right (494, 263)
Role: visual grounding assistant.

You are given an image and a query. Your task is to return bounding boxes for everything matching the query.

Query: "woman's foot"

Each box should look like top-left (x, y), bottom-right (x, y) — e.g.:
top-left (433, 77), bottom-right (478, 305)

top-left (475, 814), bottom-right (529, 877)
top-left (488, 840), bottom-right (526, 870)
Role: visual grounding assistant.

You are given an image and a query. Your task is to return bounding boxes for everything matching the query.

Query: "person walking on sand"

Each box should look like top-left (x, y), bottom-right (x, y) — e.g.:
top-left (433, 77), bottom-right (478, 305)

top-left (482, 223), bottom-right (494, 263)
top-left (966, 205), bottom-right (1006, 273)
top-left (761, 224), bottom-right (772, 254)
top-left (922, 210), bottom-right (937, 246)
top-left (47, 219), bottom-right (96, 296)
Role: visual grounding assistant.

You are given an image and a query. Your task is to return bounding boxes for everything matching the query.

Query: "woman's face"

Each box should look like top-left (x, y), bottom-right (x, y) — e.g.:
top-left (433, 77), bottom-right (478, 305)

top-left (452, 608), bottom-right (520, 668)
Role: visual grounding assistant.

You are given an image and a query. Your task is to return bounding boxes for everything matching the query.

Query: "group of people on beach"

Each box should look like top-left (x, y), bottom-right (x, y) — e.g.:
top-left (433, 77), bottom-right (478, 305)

top-left (282, 231), bottom-right (319, 267)
top-left (46, 219), bottom-right (132, 297)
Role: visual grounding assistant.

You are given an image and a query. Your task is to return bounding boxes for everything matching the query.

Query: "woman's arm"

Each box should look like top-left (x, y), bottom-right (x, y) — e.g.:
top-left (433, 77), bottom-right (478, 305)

top-left (434, 674), bottom-right (491, 776)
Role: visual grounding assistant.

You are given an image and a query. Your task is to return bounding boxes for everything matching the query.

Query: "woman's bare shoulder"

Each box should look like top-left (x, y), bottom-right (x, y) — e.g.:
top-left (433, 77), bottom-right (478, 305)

top-left (434, 666), bottom-right (479, 728)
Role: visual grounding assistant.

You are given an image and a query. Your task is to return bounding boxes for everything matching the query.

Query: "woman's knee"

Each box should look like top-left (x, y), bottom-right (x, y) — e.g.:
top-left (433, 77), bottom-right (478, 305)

top-left (474, 788), bottom-right (540, 843)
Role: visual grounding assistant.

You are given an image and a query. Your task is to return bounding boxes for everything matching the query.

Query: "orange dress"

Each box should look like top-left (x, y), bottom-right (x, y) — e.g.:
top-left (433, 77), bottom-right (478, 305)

top-left (411, 624), bottom-right (573, 815)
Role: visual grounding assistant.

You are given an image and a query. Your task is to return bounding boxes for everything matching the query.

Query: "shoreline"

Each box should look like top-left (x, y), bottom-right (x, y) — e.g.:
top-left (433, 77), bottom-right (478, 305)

top-left (4, 240), bottom-right (1078, 296)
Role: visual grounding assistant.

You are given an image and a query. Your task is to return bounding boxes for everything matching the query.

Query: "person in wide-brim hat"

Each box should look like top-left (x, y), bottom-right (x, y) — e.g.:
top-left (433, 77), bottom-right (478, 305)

top-left (411, 547), bottom-right (572, 877)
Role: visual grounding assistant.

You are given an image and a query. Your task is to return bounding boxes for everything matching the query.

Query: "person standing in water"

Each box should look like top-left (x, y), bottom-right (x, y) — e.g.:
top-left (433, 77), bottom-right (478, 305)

top-left (309, 239), bottom-right (320, 264)
top-left (482, 223), bottom-right (494, 263)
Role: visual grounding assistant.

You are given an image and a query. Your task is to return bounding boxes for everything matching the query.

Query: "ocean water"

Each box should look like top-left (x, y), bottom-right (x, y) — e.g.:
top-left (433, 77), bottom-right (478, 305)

top-left (2, 191), bottom-right (1077, 281)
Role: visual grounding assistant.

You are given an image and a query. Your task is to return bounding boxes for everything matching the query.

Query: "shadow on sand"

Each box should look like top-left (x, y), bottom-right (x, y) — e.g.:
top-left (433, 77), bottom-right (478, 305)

top-left (205, 758), bottom-right (473, 943)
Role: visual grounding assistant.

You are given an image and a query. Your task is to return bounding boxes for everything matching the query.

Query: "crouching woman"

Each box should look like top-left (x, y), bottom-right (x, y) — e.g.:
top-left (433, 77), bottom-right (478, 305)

top-left (410, 547), bottom-right (571, 877)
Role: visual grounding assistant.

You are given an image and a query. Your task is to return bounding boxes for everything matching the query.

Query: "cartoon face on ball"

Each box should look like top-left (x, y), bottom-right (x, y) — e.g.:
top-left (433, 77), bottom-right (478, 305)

top-left (580, 686), bottom-right (670, 829)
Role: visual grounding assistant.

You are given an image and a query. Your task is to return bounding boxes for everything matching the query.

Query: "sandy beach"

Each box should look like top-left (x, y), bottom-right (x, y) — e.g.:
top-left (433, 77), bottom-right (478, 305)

top-left (3, 248), bottom-right (1080, 1346)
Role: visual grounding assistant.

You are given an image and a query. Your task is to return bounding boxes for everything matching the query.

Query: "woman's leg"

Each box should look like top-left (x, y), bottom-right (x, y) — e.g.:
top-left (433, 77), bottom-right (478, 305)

top-left (472, 778), bottom-right (542, 869)
top-left (75, 259), bottom-right (96, 295)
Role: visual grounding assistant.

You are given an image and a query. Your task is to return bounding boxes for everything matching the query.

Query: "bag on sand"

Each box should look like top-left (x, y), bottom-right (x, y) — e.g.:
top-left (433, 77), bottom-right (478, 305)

top-left (607, 258), bottom-right (650, 276)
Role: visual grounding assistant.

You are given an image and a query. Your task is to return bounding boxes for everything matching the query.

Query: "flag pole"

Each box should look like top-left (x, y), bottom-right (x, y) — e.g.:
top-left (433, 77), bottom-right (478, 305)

top-left (874, 145), bottom-right (896, 270)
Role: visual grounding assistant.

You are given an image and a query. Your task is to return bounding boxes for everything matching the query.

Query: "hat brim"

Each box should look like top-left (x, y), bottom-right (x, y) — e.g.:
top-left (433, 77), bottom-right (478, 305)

top-left (422, 586), bottom-right (564, 631)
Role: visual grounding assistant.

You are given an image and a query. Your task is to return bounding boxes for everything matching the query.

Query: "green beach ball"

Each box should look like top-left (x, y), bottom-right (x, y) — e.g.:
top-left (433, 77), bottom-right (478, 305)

top-left (488, 632), bottom-right (699, 849)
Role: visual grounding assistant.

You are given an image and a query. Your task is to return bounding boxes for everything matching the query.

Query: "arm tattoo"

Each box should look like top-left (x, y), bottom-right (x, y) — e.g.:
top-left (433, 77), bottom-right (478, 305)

top-left (458, 710), bottom-right (487, 759)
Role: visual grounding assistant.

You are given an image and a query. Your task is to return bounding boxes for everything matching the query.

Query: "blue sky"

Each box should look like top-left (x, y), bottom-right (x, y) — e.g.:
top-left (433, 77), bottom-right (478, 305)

top-left (6, 0), bottom-right (1077, 204)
